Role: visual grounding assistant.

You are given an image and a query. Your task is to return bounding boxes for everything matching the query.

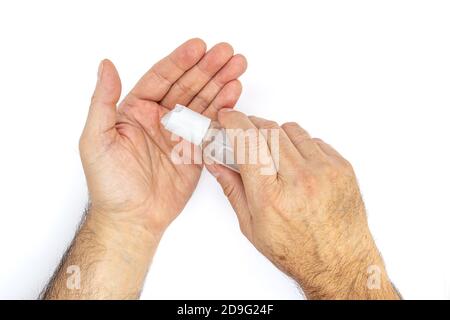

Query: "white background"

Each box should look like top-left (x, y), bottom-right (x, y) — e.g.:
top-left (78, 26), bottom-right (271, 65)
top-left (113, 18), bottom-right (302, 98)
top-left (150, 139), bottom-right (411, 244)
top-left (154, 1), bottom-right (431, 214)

top-left (0, 0), bottom-right (449, 299)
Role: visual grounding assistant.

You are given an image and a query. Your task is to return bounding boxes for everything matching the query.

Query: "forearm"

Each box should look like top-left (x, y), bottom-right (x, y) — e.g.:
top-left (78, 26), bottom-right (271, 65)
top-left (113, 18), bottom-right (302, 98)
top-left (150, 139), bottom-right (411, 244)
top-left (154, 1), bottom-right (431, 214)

top-left (41, 208), bottom-right (160, 299)
top-left (297, 247), bottom-right (400, 300)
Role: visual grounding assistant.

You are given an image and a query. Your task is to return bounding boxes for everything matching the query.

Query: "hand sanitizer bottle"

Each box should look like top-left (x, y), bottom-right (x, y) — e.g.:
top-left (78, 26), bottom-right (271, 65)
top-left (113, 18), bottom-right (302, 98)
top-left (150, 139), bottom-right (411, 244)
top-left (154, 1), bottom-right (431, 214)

top-left (161, 104), bottom-right (239, 172)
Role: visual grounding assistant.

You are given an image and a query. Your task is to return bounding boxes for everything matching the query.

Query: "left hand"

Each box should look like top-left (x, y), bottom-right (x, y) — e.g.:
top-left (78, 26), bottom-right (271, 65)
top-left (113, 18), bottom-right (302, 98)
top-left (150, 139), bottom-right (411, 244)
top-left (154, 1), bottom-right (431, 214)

top-left (80, 39), bottom-right (247, 238)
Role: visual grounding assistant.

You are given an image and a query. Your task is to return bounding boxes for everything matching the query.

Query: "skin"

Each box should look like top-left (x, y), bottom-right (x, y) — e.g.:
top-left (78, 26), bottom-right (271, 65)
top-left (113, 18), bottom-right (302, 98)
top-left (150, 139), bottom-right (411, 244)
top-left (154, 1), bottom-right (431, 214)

top-left (207, 110), bottom-right (400, 299)
top-left (41, 39), bottom-right (247, 299)
top-left (42, 38), bottom-right (398, 300)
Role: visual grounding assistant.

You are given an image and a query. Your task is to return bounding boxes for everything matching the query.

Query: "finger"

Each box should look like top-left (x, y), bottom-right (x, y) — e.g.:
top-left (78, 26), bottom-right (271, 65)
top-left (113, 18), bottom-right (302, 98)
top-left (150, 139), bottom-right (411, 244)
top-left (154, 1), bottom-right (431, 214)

top-left (248, 116), bottom-right (304, 177)
top-left (207, 164), bottom-right (253, 238)
top-left (86, 59), bottom-right (121, 134)
top-left (313, 138), bottom-right (345, 159)
top-left (188, 54), bottom-right (247, 116)
top-left (202, 80), bottom-right (242, 120)
top-left (217, 109), bottom-right (277, 186)
top-left (248, 116), bottom-right (298, 157)
top-left (130, 38), bottom-right (206, 101)
top-left (281, 122), bottom-right (325, 161)
top-left (160, 42), bottom-right (234, 108)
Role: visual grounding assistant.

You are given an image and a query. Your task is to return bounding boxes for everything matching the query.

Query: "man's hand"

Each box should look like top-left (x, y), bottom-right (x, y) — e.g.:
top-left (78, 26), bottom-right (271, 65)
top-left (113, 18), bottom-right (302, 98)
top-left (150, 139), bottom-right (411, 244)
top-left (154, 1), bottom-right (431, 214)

top-left (82, 39), bottom-right (246, 236)
top-left (42, 39), bottom-right (247, 299)
top-left (208, 110), bottom-right (400, 300)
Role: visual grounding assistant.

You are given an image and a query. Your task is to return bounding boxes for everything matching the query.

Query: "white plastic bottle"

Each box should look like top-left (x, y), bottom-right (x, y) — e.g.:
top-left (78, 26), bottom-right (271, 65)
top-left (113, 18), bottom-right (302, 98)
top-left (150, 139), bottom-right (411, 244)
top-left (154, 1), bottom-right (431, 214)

top-left (161, 104), bottom-right (239, 172)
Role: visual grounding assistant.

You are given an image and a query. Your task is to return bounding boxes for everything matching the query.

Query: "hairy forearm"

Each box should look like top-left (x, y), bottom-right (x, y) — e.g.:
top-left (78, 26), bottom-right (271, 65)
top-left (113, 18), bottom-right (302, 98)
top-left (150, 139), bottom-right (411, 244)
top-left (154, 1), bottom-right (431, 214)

top-left (297, 247), bottom-right (400, 300)
top-left (41, 209), bottom-right (160, 299)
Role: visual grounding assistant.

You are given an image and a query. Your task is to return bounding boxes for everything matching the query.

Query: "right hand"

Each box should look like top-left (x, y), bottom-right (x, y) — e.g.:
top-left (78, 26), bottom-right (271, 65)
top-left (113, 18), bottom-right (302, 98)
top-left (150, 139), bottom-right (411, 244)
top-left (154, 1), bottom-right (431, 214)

top-left (207, 109), bottom-right (399, 300)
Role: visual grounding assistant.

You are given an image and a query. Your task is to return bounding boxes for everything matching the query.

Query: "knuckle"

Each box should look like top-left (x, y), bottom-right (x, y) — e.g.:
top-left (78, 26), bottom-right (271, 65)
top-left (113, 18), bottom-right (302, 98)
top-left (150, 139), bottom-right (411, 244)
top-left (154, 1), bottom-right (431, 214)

top-left (281, 122), bottom-right (300, 131)
top-left (282, 122), bottom-right (310, 139)
top-left (238, 220), bottom-right (249, 236)
top-left (78, 135), bottom-right (87, 152)
top-left (149, 69), bottom-right (172, 88)
top-left (249, 117), bottom-right (279, 129)
top-left (238, 223), bottom-right (245, 234)
top-left (192, 94), bottom-right (210, 111)
top-left (222, 183), bottom-right (236, 199)
top-left (262, 120), bottom-right (279, 130)
top-left (290, 133), bottom-right (311, 146)
top-left (340, 158), bottom-right (355, 173)
top-left (319, 160), bottom-right (355, 181)
top-left (174, 80), bottom-right (197, 97)
top-left (322, 162), bottom-right (340, 179)
top-left (248, 115), bottom-right (259, 123)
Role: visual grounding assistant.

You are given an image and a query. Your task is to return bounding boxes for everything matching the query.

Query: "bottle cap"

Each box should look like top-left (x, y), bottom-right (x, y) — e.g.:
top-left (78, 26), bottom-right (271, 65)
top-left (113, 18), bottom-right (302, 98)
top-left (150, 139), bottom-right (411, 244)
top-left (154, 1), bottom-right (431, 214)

top-left (160, 104), bottom-right (212, 146)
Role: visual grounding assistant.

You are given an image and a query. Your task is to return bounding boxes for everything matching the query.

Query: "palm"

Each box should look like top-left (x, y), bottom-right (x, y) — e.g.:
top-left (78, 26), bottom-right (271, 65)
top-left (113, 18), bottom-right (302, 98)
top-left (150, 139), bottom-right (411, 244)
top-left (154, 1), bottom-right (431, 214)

top-left (113, 99), bottom-right (201, 221)
top-left (83, 39), bottom-right (246, 231)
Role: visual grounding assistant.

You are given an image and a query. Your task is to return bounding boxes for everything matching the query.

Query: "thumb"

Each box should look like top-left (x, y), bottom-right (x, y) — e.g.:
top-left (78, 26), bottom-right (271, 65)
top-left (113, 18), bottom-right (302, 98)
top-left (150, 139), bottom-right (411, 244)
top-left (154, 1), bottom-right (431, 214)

top-left (86, 59), bottom-right (122, 134)
top-left (217, 109), bottom-right (277, 187)
top-left (207, 164), bottom-right (252, 237)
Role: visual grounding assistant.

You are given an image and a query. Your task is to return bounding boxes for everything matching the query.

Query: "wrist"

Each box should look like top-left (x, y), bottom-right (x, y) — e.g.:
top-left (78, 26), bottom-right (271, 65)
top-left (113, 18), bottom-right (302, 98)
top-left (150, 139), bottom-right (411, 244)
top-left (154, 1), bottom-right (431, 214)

top-left (45, 209), bottom-right (160, 299)
top-left (299, 246), bottom-right (399, 300)
top-left (86, 206), bottom-right (162, 256)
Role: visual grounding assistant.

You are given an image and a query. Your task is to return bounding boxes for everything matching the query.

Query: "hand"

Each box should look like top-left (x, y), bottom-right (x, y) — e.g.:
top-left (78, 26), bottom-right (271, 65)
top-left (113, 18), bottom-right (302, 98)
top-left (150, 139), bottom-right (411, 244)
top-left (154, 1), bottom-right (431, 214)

top-left (80, 39), bottom-right (247, 238)
top-left (207, 110), bottom-right (399, 299)
top-left (41, 40), bottom-right (246, 299)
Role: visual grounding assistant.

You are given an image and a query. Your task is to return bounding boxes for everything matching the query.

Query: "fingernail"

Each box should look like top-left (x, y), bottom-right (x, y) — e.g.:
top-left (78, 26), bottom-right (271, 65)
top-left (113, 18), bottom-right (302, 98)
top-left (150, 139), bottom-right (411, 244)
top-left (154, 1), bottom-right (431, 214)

top-left (219, 108), bottom-right (235, 118)
top-left (97, 60), bottom-right (104, 81)
top-left (220, 108), bottom-right (235, 113)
